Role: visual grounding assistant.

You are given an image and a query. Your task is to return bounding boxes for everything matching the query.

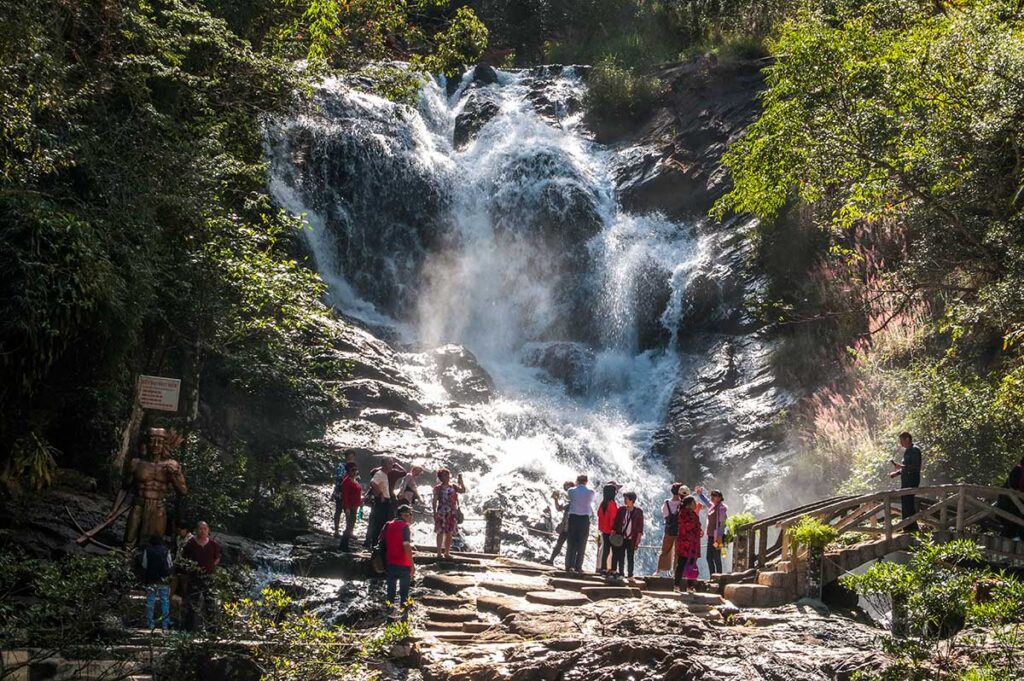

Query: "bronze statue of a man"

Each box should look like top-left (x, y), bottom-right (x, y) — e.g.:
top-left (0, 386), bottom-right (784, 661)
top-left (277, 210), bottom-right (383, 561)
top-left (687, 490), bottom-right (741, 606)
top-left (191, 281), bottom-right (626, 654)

top-left (119, 427), bottom-right (188, 548)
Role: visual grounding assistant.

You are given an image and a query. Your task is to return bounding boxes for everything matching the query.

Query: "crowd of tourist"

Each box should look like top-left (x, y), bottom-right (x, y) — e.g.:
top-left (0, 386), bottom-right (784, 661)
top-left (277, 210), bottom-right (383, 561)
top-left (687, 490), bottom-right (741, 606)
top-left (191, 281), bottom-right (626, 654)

top-left (134, 430), bottom-right (1024, 626)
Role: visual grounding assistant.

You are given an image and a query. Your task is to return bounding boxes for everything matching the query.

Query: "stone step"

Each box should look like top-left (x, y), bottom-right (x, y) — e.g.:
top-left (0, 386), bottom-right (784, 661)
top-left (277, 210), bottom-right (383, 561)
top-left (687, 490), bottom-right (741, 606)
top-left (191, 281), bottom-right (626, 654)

top-left (641, 576), bottom-right (676, 592)
top-left (421, 573), bottom-right (475, 594)
top-left (524, 590), bottom-right (591, 607)
top-left (475, 595), bottom-right (524, 617)
top-left (477, 578), bottom-right (552, 597)
top-left (549, 577), bottom-right (608, 592)
top-left (462, 622), bottom-right (499, 634)
top-left (580, 586), bottom-right (642, 601)
top-left (423, 620), bottom-right (464, 632)
top-left (419, 594), bottom-right (473, 609)
top-left (756, 571), bottom-right (797, 590)
top-left (424, 608), bottom-right (480, 623)
top-left (641, 592), bottom-right (717, 611)
top-left (644, 590), bottom-right (724, 606)
top-left (550, 571), bottom-right (607, 583)
top-left (414, 555), bottom-right (482, 566)
top-left (723, 583), bottom-right (789, 608)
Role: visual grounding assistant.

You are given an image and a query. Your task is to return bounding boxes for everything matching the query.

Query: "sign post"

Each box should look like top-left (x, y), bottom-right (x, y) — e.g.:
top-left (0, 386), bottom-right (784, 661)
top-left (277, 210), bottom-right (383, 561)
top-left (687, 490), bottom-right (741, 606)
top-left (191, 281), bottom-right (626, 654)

top-left (137, 375), bottom-right (181, 412)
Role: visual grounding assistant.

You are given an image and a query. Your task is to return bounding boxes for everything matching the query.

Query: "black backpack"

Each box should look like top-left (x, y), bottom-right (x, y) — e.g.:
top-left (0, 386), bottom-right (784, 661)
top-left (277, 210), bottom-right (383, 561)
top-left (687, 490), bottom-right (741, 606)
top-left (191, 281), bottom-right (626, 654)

top-left (664, 500), bottom-right (679, 535)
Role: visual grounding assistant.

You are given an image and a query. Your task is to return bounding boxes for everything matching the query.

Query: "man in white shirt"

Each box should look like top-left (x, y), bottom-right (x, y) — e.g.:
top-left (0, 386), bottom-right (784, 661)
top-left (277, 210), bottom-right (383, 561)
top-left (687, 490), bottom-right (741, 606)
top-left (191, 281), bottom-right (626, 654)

top-left (564, 474), bottom-right (597, 573)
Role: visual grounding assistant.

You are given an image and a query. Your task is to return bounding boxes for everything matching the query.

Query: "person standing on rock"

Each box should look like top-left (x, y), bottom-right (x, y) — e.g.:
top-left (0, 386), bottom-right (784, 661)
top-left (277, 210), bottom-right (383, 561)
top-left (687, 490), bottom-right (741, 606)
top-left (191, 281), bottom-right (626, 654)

top-left (890, 432), bottom-right (922, 532)
top-left (182, 521), bottom-right (221, 631)
top-left (655, 482), bottom-right (685, 577)
top-left (365, 458), bottom-right (396, 549)
top-left (611, 492), bottom-right (643, 579)
top-left (383, 504), bottom-right (416, 619)
top-left (338, 462), bottom-right (362, 551)
top-left (675, 496), bottom-right (703, 592)
top-left (432, 468), bottom-right (459, 559)
top-left (565, 475), bottom-right (597, 573)
top-left (704, 490), bottom-right (728, 576)
top-left (141, 534), bottom-right (173, 631)
top-left (596, 482), bottom-right (620, 575)
top-left (542, 481), bottom-right (575, 565)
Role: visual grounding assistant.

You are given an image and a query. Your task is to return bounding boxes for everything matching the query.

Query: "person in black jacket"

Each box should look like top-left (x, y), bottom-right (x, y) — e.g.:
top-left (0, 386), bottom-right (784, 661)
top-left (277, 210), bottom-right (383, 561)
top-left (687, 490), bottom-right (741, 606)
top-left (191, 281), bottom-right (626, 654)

top-left (890, 432), bottom-right (922, 532)
top-left (141, 534), bottom-right (173, 630)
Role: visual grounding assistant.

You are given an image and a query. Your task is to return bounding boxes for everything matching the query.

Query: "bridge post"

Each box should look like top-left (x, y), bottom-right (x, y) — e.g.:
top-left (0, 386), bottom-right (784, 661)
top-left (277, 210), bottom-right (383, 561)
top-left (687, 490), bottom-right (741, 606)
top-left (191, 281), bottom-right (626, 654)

top-left (884, 494), bottom-right (892, 542)
top-left (733, 531), bottom-right (749, 571)
top-left (484, 508), bottom-right (503, 555)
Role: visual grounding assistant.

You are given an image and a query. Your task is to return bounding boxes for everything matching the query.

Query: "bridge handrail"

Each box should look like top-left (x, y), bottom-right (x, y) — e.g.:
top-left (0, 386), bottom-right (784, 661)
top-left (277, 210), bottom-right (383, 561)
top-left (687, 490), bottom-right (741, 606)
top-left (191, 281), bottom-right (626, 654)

top-left (775, 484), bottom-right (1024, 528)
top-left (747, 495), bottom-right (856, 531)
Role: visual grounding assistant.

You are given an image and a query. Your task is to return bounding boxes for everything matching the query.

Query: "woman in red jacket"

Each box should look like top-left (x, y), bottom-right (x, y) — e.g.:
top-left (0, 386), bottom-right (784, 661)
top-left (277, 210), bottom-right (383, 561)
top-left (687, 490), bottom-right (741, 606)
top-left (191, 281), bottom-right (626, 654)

top-left (595, 483), bottom-right (620, 575)
top-left (675, 495), bottom-right (703, 592)
top-left (611, 491), bottom-right (644, 579)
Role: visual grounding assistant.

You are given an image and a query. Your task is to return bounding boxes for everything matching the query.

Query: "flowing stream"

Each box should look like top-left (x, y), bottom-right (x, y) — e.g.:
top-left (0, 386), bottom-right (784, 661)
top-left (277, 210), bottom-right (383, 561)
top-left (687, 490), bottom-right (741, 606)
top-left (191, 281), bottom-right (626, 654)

top-left (266, 67), bottom-right (721, 571)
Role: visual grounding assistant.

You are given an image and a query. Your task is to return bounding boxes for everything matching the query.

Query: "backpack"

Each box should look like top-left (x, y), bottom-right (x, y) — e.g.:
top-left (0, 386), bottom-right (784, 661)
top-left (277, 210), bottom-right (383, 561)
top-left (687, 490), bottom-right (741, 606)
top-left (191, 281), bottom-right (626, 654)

top-left (664, 500), bottom-right (679, 535)
top-left (370, 523), bottom-right (388, 575)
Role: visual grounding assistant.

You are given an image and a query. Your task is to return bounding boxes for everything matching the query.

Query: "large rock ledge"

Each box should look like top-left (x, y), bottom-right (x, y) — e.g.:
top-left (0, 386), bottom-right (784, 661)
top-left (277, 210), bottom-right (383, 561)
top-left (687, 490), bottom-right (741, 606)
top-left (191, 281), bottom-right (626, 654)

top-left (418, 597), bottom-right (884, 681)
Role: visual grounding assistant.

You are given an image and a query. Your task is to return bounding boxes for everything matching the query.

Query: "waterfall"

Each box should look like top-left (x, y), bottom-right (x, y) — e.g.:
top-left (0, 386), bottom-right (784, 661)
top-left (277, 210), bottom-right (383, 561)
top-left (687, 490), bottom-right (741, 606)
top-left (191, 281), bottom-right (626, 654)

top-left (265, 67), bottom-right (714, 570)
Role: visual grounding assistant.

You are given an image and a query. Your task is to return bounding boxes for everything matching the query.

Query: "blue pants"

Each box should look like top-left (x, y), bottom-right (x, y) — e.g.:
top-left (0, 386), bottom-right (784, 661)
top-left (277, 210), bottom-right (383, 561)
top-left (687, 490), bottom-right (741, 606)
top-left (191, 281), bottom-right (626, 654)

top-left (145, 584), bottom-right (170, 630)
top-left (386, 564), bottom-right (411, 607)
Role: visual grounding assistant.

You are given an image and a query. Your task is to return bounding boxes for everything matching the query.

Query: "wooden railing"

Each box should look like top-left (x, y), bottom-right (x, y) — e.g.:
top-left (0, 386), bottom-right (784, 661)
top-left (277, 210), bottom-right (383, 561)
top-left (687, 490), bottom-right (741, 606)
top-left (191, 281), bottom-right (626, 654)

top-left (740, 484), bottom-right (1024, 570)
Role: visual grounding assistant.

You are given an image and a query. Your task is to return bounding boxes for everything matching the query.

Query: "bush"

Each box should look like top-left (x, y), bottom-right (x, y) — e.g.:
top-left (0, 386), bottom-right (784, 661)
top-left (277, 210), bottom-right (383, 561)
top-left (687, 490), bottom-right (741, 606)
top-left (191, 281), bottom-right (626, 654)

top-left (724, 512), bottom-right (756, 543)
top-left (841, 538), bottom-right (1022, 679)
top-left (583, 57), bottom-right (662, 138)
top-left (789, 516), bottom-right (837, 551)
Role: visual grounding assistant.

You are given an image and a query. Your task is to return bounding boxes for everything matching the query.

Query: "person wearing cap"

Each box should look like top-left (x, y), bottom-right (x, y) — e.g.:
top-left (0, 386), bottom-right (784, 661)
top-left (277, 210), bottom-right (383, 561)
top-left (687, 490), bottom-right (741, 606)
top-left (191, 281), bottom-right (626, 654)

top-left (337, 462), bottom-right (362, 551)
top-left (382, 504), bottom-right (416, 619)
top-left (595, 482), bottom-right (621, 575)
top-left (564, 475), bottom-right (597, 573)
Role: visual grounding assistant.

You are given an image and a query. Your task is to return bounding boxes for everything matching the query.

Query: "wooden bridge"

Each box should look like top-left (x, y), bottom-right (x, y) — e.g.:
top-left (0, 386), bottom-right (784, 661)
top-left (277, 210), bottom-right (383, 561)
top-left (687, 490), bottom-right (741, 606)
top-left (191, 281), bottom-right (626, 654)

top-left (724, 484), bottom-right (1024, 608)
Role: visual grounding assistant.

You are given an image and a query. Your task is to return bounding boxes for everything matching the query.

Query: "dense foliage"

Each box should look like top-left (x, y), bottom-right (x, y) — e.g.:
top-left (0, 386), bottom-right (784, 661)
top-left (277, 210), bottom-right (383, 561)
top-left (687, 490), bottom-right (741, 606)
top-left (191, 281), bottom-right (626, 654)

top-left (717, 0), bottom-right (1024, 491)
top-left (0, 0), bottom-right (485, 532)
top-left (842, 539), bottom-right (1024, 679)
top-left (471, 0), bottom-right (783, 68)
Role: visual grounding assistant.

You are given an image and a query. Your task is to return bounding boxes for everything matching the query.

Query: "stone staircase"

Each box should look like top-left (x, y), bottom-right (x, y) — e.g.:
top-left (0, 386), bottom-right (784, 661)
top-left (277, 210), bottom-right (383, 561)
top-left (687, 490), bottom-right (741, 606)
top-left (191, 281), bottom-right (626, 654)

top-left (414, 557), bottom-right (737, 656)
top-left (724, 559), bottom-right (803, 608)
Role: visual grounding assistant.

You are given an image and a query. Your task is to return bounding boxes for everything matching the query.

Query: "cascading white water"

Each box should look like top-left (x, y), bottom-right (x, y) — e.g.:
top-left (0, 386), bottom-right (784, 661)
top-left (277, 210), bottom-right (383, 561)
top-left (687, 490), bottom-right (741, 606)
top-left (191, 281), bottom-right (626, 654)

top-left (266, 67), bottom-right (716, 571)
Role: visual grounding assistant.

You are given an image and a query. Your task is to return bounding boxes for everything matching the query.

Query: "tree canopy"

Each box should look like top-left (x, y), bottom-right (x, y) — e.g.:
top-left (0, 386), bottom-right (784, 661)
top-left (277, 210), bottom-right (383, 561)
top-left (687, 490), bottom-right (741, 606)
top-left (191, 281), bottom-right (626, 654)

top-left (0, 0), bottom-right (485, 529)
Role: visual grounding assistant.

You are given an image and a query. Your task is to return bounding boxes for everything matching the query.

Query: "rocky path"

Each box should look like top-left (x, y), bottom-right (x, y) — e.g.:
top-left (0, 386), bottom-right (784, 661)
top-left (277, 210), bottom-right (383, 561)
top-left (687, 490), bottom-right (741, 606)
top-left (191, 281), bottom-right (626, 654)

top-left (405, 554), bottom-right (885, 680)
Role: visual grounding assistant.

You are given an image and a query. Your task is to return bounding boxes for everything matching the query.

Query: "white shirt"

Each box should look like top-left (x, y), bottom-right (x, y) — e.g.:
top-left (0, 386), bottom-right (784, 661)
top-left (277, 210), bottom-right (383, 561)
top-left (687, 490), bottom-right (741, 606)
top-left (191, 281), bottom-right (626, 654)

top-left (567, 485), bottom-right (597, 516)
top-left (371, 470), bottom-right (389, 498)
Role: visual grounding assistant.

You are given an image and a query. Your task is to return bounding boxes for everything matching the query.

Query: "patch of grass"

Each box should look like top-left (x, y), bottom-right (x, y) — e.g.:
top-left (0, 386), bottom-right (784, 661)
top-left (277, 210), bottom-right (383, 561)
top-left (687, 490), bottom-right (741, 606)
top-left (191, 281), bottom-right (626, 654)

top-left (583, 57), bottom-right (662, 139)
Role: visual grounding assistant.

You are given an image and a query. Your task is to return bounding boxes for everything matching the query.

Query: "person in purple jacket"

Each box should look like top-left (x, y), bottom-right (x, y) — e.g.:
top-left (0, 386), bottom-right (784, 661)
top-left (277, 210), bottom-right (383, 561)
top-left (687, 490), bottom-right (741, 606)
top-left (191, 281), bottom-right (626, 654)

top-left (704, 489), bottom-right (728, 575)
top-left (610, 492), bottom-right (644, 579)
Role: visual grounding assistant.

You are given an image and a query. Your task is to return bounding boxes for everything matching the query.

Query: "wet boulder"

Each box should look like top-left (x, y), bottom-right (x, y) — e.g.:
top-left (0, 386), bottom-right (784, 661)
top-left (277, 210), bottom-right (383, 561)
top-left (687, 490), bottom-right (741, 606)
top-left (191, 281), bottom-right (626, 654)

top-left (522, 342), bottom-right (595, 396)
top-left (434, 344), bottom-right (494, 404)
top-left (453, 90), bottom-right (501, 149)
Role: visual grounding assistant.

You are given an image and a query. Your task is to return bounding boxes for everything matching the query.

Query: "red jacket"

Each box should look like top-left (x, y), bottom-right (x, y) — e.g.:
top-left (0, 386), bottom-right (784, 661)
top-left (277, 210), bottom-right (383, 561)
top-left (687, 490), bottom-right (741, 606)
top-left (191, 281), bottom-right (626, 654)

top-left (341, 475), bottom-right (362, 510)
top-left (675, 507), bottom-right (703, 558)
top-left (612, 506), bottom-right (644, 548)
top-left (597, 501), bottom-right (618, 535)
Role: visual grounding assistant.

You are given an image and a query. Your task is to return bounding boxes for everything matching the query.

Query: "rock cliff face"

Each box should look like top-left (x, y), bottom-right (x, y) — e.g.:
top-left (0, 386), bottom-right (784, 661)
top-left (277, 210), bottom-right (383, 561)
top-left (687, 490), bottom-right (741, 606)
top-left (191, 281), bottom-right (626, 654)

top-left (604, 59), bottom-right (797, 511)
